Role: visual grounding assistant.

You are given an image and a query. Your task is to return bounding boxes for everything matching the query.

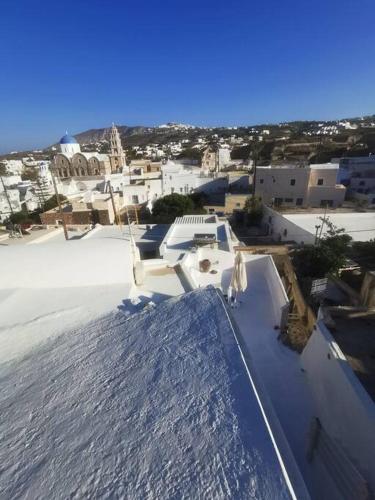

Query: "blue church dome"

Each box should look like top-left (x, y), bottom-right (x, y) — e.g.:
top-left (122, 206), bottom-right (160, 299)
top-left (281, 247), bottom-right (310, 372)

top-left (60, 134), bottom-right (77, 144)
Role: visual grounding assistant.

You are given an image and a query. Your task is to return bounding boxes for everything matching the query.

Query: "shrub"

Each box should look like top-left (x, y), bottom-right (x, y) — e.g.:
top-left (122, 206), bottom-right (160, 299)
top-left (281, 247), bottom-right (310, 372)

top-left (244, 196), bottom-right (263, 226)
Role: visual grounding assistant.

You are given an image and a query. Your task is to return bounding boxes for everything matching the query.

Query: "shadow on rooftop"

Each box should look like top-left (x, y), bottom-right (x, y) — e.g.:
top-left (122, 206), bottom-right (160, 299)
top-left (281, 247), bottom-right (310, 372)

top-left (118, 292), bottom-right (172, 315)
top-left (139, 224), bottom-right (169, 241)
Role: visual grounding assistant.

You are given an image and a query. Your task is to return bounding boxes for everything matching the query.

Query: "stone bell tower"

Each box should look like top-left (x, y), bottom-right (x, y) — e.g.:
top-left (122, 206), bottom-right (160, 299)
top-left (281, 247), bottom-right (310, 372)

top-left (109, 123), bottom-right (126, 173)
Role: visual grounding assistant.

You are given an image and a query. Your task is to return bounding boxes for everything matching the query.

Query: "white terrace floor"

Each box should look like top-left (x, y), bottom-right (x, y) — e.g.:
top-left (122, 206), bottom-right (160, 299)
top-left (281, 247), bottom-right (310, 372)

top-left (228, 255), bottom-right (339, 499)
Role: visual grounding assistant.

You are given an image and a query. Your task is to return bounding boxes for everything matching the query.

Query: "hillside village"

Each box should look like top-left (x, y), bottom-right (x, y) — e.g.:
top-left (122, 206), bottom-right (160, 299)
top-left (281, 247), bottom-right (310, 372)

top-left (1, 119), bottom-right (375, 499)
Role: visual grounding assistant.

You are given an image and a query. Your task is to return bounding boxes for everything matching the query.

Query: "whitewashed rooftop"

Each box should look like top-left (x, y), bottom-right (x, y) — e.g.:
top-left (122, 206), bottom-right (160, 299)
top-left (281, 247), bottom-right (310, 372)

top-left (160, 214), bottom-right (235, 264)
top-left (282, 212), bottom-right (375, 242)
top-left (0, 287), bottom-right (301, 499)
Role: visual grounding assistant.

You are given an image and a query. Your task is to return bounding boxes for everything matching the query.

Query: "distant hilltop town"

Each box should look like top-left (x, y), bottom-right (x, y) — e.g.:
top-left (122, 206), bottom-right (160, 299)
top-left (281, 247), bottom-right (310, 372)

top-left (2, 114), bottom-right (375, 165)
top-left (1, 117), bottom-right (375, 228)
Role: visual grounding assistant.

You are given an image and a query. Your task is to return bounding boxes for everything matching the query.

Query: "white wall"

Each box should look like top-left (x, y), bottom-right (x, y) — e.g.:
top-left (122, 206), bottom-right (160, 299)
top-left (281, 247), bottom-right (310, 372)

top-left (0, 175), bottom-right (22, 188)
top-left (255, 167), bottom-right (309, 206)
top-left (1, 159), bottom-right (24, 175)
top-left (122, 179), bottom-right (163, 207)
top-left (0, 189), bottom-right (22, 221)
top-left (301, 320), bottom-right (375, 490)
top-left (162, 162), bottom-right (227, 195)
top-left (122, 184), bottom-right (148, 206)
top-left (60, 143), bottom-right (81, 156)
top-left (247, 255), bottom-right (289, 329)
top-left (256, 165), bottom-right (345, 208)
top-left (262, 206), bottom-right (315, 244)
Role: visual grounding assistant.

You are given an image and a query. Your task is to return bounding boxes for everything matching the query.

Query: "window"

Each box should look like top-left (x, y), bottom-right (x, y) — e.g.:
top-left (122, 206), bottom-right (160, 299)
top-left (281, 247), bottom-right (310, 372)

top-left (290, 179), bottom-right (296, 186)
top-left (132, 195), bottom-right (139, 204)
top-left (284, 198), bottom-right (293, 203)
top-left (283, 229), bottom-right (288, 237)
top-left (296, 198), bottom-right (303, 206)
top-left (180, 188), bottom-right (183, 193)
top-left (317, 178), bottom-right (324, 185)
top-left (359, 180), bottom-right (365, 186)
top-left (274, 197), bottom-right (283, 206)
top-left (171, 187), bottom-right (174, 194)
top-left (259, 179), bottom-right (264, 184)
top-left (236, 203), bottom-right (241, 207)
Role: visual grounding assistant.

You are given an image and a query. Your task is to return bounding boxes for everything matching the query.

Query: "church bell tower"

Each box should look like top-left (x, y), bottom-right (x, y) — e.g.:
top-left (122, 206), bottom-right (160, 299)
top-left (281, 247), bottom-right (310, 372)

top-left (109, 123), bottom-right (126, 173)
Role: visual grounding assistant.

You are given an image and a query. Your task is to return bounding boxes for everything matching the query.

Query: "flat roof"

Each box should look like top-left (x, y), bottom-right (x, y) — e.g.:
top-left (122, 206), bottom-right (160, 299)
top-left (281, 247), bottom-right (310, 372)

top-left (160, 215), bottom-right (232, 263)
top-left (282, 212), bottom-right (375, 242)
top-left (0, 287), bottom-right (295, 499)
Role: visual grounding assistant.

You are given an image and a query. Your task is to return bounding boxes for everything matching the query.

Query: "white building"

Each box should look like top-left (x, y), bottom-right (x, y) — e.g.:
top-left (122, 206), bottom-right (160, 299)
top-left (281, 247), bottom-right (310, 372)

top-left (0, 174), bottom-right (22, 187)
top-left (0, 189), bottom-right (22, 221)
top-left (0, 159), bottom-right (24, 175)
top-left (0, 224), bottom-right (307, 499)
top-left (263, 207), bottom-right (375, 244)
top-left (161, 161), bottom-right (227, 196)
top-left (255, 164), bottom-right (346, 208)
top-left (0, 216), bottom-right (371, 497)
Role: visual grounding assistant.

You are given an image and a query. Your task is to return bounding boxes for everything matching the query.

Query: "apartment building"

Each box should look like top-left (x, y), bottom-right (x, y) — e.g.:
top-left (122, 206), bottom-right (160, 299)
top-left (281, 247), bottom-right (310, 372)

top-left (255, 164), bottom-right (346, 208)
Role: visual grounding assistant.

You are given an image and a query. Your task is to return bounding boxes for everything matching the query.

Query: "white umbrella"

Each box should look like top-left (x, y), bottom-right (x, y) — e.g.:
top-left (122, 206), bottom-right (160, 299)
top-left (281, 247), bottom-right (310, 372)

top-left (230, 252), bottom-right (247, 303)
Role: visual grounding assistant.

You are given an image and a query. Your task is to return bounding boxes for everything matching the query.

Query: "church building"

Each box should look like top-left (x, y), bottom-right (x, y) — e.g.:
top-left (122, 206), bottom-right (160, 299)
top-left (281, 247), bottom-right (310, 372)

top-left (52, 124), bottom-right (126, 179)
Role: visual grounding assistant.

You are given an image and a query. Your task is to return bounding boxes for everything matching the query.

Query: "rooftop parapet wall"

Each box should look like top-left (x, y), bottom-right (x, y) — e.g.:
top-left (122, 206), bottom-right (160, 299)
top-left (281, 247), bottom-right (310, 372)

top-left (301, 320), bottom-right (375, 491)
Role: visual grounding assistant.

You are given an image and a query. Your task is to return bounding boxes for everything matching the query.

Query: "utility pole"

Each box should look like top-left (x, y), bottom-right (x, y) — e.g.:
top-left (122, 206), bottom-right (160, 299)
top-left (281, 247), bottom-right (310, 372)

top-left (317, 203), bottom-right (328, 244)
top-left (251, 137), bottom-right (260, 201)
top-left (314, 225), bottom-right (321, 245)
top-left (0, 175), bottom-right (14, 217)
top-left (108, 180), bottom-right (121, 226)
top-left (51, 172), bottom-right (69, 240)
top-left (215, 145), bottom-right (219, 177)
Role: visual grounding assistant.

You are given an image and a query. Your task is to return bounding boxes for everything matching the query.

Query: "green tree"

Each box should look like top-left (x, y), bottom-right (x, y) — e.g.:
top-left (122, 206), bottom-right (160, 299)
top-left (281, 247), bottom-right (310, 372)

top-left (319, 217), bottom-right (352, 256)
top-left (43, 194), bottom-right (67, 212)
top-left (293, 217), bottom-right (352, 278)
top-left (176, 148), bottom-right (202, 162)
top-left (152, 193), bottom-right (201, 223)
top-left (244, 195), bottom-right (263, 226)
top-left (9, 210), bottom-right (39, 225)
top-left (293, 245), bottom-right (343, 279)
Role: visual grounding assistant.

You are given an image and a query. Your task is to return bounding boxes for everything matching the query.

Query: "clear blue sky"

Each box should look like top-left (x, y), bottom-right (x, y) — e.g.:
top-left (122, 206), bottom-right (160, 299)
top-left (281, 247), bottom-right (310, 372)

top-left (1, 0), bottom-right (375, 153)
